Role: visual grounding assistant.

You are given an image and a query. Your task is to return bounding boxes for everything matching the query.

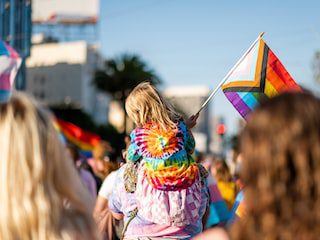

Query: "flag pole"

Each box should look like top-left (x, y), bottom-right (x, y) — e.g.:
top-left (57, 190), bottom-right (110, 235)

top-left (195, 32), bottom-right (264, 115)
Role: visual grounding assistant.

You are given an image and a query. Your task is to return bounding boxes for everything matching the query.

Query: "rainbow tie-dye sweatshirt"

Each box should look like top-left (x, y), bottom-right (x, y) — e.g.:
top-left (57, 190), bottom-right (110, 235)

top-left (126, 120), bottom-right (198, 191)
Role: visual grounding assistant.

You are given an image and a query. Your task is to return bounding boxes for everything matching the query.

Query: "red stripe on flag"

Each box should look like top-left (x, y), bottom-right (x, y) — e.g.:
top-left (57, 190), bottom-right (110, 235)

top-left (56, 119), bottom-right (100, 147)
top-left (267, 50), bottom-right (301, 90)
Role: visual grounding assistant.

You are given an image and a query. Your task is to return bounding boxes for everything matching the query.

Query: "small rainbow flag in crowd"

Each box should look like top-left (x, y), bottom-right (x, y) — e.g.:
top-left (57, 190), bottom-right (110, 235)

top-left (227, 190), bottom-right (245, 225)
top-left (222, 38), bottom-right (301, 119)
top-left (54, 118), bottom-right (101, 155)
top-left (0, 40), bottom-right (21, 103)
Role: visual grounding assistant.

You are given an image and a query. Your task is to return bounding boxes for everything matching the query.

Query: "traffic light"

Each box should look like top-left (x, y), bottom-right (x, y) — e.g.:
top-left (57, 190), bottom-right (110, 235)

top-left (216, 123), bottom-right (226, 136)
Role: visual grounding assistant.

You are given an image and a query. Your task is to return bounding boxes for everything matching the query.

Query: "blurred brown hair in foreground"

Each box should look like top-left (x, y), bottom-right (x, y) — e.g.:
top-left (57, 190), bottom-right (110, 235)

top-left (231, 92), bottom-right (320, 240)
top-left (0, 93), bottom-right (98, 239)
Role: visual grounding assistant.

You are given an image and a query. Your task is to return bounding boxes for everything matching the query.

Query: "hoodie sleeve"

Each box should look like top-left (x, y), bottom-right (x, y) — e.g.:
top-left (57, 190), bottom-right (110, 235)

top-left (180, 121), bottom-right (195, 154)
top-left (126, 129), bottom-right (142, 162)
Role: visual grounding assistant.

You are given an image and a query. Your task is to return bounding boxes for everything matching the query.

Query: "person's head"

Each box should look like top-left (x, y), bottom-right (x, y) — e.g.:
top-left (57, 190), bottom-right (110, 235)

top-left (125, 82), bottom-right (180, 130)
top-left (92, 141), bottom-right (111, 161)
top-left (212, 160), bottom-right (232, 182)
top-left (231, 92), bottom-right (320, 239)
top-left (0, 93), bottom-right (97, 239)
top-left (92, 141), bottom-right (118, 178)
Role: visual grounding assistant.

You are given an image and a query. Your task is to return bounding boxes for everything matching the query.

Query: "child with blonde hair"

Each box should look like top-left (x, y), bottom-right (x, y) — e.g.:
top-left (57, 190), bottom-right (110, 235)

top-left (109, 82), bottom-right (209, 239)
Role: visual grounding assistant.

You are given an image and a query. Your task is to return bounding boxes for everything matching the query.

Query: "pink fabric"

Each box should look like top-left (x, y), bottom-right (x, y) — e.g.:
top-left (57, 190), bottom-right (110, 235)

top-left (125, 224), bottom-right (190, 239)
top-left (207, 173), bottom-right (224, 202)
top-left (4, 42), bottom-right (20, 59)
top-left (135, 161), bottom-right (202, 226)
top-left (0, 74), bottom-right (11, 90)
top-left (108, 164), bottom-right (210, 238)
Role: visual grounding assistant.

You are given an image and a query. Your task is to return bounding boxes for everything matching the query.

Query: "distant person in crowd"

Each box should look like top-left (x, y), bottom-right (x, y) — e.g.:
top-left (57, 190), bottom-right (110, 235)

top-left (212, 160), bottom-right (238, 210)
top-left (232, 154), bottom-right (244, 190)
top-left (109, 82), bottom-right (209, 239)
top-left (195, 92), bottom-right (320, 240)
top-left (86, 141), bottom-right (118, 190)
top-left (67, 144), bottom-right (97, 199)
top-left (200, 155), bottom-right (230, 228)
top-left (93, 138), bottom-right (128, 240)
top-left (0, 93), bottom-right (98, 239)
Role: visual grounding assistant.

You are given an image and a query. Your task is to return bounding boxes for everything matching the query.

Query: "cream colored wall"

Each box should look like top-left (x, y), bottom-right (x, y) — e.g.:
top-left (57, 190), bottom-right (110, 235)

top-left (26, 41), bottom-right (109, 124)
top-left (32, 0), bottom-right (99, 20)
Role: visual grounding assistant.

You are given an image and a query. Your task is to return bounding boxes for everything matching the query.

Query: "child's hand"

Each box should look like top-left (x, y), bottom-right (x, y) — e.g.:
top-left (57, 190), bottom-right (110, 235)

top-left (186, 113), bottom-right (199, 129)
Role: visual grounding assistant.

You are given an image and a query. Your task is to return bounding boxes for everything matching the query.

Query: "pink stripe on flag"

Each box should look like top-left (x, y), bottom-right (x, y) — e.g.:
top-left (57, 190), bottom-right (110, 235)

top-left (0, 74), bottom-right (11, 90)
top-left (3, 42), bottom-right (20, 59)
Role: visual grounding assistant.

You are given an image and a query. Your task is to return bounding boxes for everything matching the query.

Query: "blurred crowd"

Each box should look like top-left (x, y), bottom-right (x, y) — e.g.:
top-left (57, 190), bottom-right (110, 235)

top-left (0, 84), bottom-right (319, 240)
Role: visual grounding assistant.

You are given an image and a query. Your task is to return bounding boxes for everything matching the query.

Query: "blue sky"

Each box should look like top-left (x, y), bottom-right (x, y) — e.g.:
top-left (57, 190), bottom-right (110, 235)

top-left (99, 0), bottom-right (320, 134)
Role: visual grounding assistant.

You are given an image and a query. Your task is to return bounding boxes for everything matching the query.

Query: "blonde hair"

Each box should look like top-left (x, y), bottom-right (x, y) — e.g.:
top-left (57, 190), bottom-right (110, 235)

top-left (125, 82), bottom-right (181, 130)
top-left (213, 160), bottom-right (232, 182)
top-left (0, 93), bottom-right (98, 240)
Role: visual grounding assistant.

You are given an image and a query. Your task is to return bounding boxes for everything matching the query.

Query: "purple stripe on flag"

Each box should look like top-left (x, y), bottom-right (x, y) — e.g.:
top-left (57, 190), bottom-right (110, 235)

top-left (0, 74), bottom-right (11, 90)
top-left (224, 92), bottom-right (251, 118)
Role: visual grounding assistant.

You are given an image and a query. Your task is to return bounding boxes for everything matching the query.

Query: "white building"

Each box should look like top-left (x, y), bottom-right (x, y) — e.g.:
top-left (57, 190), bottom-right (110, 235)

top-left (26, 41), bottom-right (109, 124)
top-left (32, 0), bottom-right (99, 21)
top-left (163, 86), bottom-right (211, 153)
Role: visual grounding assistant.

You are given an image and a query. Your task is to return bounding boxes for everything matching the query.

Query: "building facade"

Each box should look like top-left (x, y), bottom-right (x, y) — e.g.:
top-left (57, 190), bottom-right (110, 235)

top-left (0, 0), bottom-right (32, 89)
top-left (26, 0), bottom-right (109, 124)
top-left (33, 14), bottom-right (98, 44)
top-left (26, 41), bottom-right (109, 124)
top-left (163, 86), bottom-right (211, 153)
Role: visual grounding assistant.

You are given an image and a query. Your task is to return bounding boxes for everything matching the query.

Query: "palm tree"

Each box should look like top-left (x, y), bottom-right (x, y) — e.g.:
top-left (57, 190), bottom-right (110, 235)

top-left (93, 54), bottom-right (161, 133)
top-left (313, 51), bottom-right (320, 84)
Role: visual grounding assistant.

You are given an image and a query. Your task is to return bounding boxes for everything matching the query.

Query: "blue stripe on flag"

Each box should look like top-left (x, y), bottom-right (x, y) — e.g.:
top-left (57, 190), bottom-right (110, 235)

top-left (237, 92), bottom-right (259, 110)
top-left (227, 190), bottom-right (244, 226)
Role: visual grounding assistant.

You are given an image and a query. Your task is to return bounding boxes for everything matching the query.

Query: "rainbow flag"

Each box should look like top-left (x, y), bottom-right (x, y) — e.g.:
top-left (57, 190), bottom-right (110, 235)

top-left (222, 38), bottom-right (301, 119)
top-left (0, 40), bottom-right (21, 103)
top-left (55, 119), bottom-right (101, 155)
top-left (52, 118), bottom-right (67, 145)
top-left (227, 190), bottom-right (245, 226)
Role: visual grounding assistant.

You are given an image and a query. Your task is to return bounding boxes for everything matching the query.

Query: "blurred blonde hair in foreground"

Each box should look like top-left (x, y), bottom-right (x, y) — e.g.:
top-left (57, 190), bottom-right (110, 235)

top-left (125, 81), bottom-right (181, 130)
top-left (0, 93), bottom-right (98, 239)
top-left (231, 92), bottom-right (320, 240)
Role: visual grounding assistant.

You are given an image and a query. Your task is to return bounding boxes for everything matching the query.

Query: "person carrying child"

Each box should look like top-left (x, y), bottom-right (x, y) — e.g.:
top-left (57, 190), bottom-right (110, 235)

top-left (108, 82), bottom-right (210, 239)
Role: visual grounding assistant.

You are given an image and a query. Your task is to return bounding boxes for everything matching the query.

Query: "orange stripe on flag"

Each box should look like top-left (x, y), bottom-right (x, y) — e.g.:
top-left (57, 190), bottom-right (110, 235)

top-left (266, 65), bottom-right (290, 92)
top-left (254, 39), bottom-right (265, 83)
top-left (268, 50), bottom-right (301, 91)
